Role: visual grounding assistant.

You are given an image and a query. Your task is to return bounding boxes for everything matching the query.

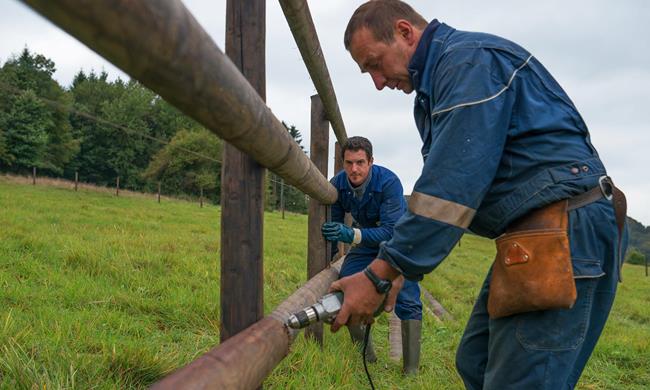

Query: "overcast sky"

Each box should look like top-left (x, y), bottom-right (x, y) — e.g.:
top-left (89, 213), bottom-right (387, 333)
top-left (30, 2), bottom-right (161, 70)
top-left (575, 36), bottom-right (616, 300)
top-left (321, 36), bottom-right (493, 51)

top-left (1, 0), bottom-right (648, 225)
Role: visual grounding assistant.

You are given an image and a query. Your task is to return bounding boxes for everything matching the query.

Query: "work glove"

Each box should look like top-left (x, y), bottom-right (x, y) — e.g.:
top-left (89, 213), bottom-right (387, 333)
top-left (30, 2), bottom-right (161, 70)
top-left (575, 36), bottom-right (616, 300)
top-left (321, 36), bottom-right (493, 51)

top-left (321, 222), bottom-right (357, 244)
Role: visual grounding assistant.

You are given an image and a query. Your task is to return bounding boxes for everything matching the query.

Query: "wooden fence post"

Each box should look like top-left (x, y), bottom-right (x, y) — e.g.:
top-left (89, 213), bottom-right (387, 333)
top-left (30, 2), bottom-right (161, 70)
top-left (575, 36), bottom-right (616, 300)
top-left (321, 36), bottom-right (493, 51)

top-left (389, 311), bottom-right (403, 361)
top-left (280, 179), bottom-right (285, 219)
top-left (157, 181), bottom-right (161, 203)
top-left (306, 94), bottom-right (330, 344)
top-left (32, 167), bottom-right (36, 185)
top-left (220, 0), bottom-right (266, 346)
top-left (75, 171), bottom-right (78, 191)
top-left (200, 186), bottom-right (203, 208)
top-left (116, 177), bottom-right (119, 196)
top-left (333, 143), bottom-right (344, 257)
top-left (333, 143), bottom-right (352, 256)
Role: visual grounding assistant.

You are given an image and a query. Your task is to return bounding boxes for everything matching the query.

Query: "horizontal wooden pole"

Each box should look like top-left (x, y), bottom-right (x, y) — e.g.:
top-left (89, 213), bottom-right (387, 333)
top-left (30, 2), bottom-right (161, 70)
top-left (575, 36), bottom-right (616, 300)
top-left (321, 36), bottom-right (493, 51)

top-left (151, 259), bottom-right (342, 390)
top-left (278, 0), bottom-right (348, 145)
top-left (21, 0), bottom-right (337, 204)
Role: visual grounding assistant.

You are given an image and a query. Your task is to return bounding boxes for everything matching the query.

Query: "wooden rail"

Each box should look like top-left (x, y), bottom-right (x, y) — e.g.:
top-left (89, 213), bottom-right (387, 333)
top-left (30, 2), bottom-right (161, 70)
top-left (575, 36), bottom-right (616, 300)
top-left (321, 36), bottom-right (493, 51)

top-left (278, 0), bottom-right (348, 144)
top-left (151, 259), bottom-right (343, 390)
top-left (21, 0), bottom-right (337, 204)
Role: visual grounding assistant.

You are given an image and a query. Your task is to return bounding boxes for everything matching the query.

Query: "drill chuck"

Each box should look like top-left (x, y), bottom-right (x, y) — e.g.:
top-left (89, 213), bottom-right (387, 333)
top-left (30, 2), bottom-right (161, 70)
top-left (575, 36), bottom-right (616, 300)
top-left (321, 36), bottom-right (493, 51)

top-left (287, 292), bottom-right (343, 329)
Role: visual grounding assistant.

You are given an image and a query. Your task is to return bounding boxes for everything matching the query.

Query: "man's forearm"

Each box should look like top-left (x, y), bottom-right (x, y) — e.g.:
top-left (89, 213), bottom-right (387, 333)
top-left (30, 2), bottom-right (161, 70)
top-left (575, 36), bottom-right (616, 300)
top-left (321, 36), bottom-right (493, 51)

top-left (368, 258), bottom-right (402, 281)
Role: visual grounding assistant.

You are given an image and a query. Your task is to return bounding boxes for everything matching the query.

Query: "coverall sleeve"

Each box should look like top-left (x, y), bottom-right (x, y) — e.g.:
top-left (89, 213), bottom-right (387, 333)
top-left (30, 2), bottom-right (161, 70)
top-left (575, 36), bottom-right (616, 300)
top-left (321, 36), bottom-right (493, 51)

top-left (359, 175), bottom-right (405, 247)
top-left (377, 49), bottom-right (517, 280)
top-left (329, 177), bottom-right (345, 223)
top-left (331, 198), bottom-right (345, 224)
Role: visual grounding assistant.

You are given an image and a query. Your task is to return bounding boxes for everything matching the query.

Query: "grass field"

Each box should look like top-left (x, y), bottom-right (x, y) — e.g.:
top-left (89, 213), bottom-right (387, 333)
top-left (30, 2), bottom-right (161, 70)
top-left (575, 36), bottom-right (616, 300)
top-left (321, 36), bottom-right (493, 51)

top-left (1, 177), bottom-right (648, 389)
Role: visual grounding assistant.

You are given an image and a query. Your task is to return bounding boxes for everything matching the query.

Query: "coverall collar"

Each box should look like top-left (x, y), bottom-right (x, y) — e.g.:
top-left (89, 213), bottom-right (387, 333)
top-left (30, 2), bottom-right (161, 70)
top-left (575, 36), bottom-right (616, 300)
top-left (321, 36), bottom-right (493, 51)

top-left (408, 19), bottom-right (440, 93)
top-left (347, 165), bottom-right (373, 200)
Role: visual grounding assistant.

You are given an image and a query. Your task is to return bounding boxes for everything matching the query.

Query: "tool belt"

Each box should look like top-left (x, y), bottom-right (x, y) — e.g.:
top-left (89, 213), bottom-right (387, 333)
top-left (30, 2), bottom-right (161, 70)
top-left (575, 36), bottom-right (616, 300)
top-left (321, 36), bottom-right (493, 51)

top-left (487, 176), bottom-right (627, 319)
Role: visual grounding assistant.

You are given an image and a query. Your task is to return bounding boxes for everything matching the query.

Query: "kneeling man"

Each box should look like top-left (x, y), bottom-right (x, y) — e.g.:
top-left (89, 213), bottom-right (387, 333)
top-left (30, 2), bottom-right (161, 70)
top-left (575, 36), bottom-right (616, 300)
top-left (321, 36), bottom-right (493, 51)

top-left (322, 136), bottom-right (422, 374)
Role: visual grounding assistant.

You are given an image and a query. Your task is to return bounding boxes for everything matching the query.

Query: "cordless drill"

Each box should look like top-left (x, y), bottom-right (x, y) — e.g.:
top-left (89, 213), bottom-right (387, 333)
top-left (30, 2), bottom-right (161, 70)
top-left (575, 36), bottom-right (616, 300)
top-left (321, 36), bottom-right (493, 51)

top-left (286, 291), bottom-right (387, 329)
top-left (287, 292), bottom-right (344, 329)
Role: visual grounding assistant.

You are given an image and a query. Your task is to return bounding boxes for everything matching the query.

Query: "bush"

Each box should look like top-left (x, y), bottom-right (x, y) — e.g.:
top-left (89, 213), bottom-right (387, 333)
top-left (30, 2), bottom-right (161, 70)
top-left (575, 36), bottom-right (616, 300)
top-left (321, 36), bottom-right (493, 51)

top-left (626, 248), bottom-right (647, 266)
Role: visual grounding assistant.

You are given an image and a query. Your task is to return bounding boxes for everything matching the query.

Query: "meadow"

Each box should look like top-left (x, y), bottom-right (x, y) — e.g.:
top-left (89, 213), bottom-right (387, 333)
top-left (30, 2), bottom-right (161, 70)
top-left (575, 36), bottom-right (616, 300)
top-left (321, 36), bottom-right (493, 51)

top-left (1, 177), bottom-right (648, 389)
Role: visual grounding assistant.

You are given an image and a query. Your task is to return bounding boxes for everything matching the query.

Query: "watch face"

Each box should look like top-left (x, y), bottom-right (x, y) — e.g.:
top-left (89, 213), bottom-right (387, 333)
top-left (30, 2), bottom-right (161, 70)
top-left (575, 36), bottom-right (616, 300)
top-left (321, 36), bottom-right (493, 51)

top-left (378, 281), bottom-right (392, 294)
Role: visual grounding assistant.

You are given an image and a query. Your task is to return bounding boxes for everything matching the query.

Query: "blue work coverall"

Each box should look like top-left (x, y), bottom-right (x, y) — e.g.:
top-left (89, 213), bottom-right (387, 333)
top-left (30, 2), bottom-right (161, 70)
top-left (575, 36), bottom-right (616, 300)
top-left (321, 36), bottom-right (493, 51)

top-left (331, 164), bottom-right (422, 321)
top-left (376, 21), bottom-right (628, 389)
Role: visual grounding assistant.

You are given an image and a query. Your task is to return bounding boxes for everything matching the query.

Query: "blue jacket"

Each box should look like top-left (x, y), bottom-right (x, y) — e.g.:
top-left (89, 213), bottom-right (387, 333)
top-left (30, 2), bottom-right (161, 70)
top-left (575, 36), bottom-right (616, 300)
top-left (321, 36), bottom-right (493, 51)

top-left (331, 164), bottom-right (406, 257)
top-left (378, 21), bottom-right (613, 280)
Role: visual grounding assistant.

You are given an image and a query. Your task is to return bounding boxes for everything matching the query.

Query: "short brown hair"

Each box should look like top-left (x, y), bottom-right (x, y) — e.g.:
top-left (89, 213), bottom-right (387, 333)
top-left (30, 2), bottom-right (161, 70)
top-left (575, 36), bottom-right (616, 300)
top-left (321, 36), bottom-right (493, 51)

top-left (344, 0), bottom-right (428, 50)
top-left (341, 136), bottom-right (373, 161)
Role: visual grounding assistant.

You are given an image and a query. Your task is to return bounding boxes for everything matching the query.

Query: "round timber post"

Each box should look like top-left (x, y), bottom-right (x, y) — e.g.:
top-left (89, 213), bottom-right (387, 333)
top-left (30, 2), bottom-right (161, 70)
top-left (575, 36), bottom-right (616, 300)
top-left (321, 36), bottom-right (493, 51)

top-left (220, 0), bottom-right (266, 346)
top-left (306, 94), bottom-right (330, 344)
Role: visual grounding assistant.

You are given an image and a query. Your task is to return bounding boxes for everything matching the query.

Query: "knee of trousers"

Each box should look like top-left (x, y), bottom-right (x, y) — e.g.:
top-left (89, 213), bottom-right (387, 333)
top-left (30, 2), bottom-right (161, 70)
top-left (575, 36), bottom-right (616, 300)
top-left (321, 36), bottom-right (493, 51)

top-left (455, 338), bottom-right (478, 380)
top-left (338, 253), bottom-right (374, 278)
top-left (394, 304), bottom-right (422, 321)
top-left (395, 281), bottom-right (422, 320)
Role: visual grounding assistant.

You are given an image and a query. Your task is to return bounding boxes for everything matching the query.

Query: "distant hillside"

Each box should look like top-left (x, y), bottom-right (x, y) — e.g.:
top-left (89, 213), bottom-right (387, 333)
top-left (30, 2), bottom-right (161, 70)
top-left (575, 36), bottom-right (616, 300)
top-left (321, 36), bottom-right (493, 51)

top-left (627, 216), bottom-right (650, 261)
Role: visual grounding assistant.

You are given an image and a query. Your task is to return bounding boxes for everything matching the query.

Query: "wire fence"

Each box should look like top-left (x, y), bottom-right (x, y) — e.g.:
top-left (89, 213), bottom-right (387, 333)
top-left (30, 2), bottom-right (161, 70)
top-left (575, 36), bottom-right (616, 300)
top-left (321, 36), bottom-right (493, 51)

top-left (0, 81), bottom-right (309, 214)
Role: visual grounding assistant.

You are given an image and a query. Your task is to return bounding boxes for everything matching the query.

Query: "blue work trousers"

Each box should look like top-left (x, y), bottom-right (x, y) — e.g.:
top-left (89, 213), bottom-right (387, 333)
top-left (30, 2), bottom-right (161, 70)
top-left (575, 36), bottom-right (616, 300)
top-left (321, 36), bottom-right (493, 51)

top-left (340, 251), bottom-right (423, 321)
top-left (456, 199), bottom-right (627, 389)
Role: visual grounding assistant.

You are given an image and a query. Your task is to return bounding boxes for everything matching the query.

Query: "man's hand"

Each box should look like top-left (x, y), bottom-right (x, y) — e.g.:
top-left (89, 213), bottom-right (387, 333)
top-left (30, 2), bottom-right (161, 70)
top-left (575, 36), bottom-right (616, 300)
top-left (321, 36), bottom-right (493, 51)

top-left (328, 259), bottom-right (404, 332)
top-left (322, 222), bottom-right (355, 243)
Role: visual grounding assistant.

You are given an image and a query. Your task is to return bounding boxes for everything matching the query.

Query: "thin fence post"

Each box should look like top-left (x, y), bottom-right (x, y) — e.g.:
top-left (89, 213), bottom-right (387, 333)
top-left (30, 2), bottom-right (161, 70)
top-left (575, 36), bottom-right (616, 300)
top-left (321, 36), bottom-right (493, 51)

top-left (333, 142), bottom-right (346, 257)
top-left (306, 94), bottom-right (330, 345)
top-left (200, 186), bottom-right (203, 208)
top-left (271, 174), bottom-right (277, 208)
top-left (334, 143), bottom-right (352, 255)
top-left (158, 182), bottom-right (161, 203)
top-left (75, 171), bottom-right (78, 191)
top-left (116, 177), bottom-right (120, 196)
top-left (389, 311), bottom-right (403, 361)
top-left (280, 179), bottom-right (285, 219)
top-left (646, 256), bottom-right (648, 277)
top-left (32, 167), bottom-right (36, 185)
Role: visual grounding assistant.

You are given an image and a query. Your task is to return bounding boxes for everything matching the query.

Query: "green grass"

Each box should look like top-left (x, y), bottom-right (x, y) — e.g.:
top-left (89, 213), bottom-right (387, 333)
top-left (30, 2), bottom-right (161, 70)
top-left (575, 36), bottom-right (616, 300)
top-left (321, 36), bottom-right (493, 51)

top-left (0, 177), bottom-right (648, 389)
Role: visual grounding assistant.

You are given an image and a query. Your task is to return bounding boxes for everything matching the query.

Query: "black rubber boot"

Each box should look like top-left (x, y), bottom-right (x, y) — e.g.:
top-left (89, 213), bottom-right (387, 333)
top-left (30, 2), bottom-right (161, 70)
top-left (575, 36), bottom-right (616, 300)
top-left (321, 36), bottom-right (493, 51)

top-left (401, 320), bottom-right (422, 375)
top-left (348, 325), bottom-right (377, 363)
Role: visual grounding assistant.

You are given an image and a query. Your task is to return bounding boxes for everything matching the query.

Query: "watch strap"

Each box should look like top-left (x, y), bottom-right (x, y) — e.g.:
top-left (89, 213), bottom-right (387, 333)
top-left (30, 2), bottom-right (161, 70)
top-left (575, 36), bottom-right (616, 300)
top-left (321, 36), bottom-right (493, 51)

top-left (363, 267), bottom-right (392, 294)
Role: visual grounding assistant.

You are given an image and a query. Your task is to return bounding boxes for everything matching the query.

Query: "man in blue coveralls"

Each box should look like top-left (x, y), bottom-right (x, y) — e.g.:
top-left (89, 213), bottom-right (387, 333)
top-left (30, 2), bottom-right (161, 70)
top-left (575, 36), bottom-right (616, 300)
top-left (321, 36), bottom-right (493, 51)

top-left (329, 1), bottom-right (628, 389)
top-left (322, 136), bottom-right (423, 374)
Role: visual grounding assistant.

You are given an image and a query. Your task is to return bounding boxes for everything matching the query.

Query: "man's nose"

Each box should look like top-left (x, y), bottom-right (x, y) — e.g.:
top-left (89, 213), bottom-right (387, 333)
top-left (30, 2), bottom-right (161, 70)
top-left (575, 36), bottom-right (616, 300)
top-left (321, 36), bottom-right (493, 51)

top-left (370, 72), bottom-right (386, 90)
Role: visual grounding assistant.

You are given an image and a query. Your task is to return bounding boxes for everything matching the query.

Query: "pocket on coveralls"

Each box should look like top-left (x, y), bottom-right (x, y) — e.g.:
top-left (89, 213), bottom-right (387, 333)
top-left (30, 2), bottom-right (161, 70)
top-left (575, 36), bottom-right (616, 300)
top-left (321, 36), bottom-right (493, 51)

top-left (515, 205), bottom-right (606, 351)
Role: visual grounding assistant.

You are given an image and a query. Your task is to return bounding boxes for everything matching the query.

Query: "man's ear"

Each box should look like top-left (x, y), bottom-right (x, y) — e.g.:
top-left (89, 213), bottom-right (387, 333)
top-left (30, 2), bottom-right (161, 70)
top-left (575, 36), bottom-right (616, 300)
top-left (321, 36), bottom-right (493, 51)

top-left (395, 19), bottom-right (415, 43)
top-left (369, 156), bottom-right (374, 165)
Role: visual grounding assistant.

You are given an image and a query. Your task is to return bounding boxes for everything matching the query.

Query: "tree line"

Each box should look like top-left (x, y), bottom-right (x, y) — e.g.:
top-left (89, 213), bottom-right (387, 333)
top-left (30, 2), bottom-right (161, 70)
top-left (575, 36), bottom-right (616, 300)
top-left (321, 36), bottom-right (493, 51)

top-left (0, 48), bottom-right (308, 213)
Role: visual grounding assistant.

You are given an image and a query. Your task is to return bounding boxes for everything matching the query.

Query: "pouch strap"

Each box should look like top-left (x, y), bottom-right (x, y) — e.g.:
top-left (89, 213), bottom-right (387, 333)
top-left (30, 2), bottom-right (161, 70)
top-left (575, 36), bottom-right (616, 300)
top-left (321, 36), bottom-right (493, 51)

top-left (568, 176), bottom-right (627, 281)
top-left (611, 181), bottom-right (628, 281)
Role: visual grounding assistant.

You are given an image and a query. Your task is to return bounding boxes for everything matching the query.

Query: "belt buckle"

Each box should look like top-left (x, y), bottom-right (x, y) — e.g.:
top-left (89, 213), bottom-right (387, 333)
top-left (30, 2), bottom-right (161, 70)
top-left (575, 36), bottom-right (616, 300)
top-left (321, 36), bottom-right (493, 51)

top-left (598, 176), bottom-right (613, 201)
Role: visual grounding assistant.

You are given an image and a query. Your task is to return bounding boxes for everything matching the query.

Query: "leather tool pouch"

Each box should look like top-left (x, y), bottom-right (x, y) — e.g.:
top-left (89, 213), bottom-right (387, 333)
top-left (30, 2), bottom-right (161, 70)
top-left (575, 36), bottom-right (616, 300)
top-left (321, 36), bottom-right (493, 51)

top-left (487, 200), bottom-right (577, 319)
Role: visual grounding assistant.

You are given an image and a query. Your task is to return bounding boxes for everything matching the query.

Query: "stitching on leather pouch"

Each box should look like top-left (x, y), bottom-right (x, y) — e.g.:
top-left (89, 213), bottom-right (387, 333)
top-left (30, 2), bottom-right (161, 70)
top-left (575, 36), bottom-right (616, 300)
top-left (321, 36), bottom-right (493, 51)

top-left (496, 228), bottom-right (566, 243)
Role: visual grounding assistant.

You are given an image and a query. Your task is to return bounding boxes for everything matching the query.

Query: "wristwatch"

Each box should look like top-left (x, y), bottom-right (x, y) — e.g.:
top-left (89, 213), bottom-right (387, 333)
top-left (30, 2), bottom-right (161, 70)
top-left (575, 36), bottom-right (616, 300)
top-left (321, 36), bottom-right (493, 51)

top-left (363, 267), bottom-right (392, 295)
